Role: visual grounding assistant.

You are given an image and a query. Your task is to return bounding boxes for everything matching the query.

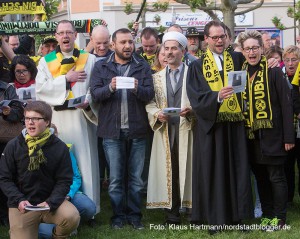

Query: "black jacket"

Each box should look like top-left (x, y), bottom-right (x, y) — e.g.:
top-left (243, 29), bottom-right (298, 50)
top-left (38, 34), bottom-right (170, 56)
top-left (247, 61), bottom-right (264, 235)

top-left (0, 134), bottom-right (73, 211)
top-left (248, 66), bottom-right (295, 157)
top-left (90, 53), bottom-right (154, 139)
top-left (0, 81), bottom-right (23, 122)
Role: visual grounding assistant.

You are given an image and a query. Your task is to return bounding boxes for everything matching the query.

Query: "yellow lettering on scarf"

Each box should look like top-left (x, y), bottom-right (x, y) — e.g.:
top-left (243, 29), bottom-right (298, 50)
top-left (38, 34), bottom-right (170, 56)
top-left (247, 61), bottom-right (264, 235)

top-left (254, 83), bottom-right (264, 92)
top-left (257, 112), bottom-right (267, 119)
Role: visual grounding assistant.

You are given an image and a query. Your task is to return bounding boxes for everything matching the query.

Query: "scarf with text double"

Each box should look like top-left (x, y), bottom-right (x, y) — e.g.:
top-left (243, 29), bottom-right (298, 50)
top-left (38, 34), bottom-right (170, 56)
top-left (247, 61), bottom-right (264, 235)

top-left (242, 56), bottom-right (273, 139)
top-left (44, 46), bottom-right (89, 99)
top-left (25, 128), bottom-right (51, 171)
top-left (202, 48), bottom-right (244, 122)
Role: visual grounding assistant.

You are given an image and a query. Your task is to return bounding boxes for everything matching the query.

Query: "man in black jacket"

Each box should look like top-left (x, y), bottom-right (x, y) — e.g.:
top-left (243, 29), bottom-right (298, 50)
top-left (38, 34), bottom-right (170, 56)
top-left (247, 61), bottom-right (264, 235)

top-left (0, 101), bottom-right (79, 239)
top-left (91, 28), bottom-right (154, 230)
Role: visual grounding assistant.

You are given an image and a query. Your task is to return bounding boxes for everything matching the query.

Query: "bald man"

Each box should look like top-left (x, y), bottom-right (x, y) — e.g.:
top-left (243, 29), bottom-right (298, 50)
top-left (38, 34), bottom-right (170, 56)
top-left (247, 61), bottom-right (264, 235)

top-left (86, 25), bottom-right (113, 61)
top-left (87, 25), bottom-right (112, 192)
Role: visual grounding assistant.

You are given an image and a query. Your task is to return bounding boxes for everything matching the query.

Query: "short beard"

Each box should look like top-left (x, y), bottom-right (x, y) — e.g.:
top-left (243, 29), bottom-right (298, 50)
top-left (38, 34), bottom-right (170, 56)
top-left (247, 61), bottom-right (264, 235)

top-left (188, 45), bottom-right (199, 52)
top-left (115, 50), bottom-right (132, 61)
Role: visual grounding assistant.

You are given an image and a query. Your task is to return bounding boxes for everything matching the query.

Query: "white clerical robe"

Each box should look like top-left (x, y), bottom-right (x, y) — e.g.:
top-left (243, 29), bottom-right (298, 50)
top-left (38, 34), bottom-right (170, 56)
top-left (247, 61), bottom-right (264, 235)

top-left (35, 52), bottom-right (100, 213)
top-left (146, 66), bottom-right (193, 209)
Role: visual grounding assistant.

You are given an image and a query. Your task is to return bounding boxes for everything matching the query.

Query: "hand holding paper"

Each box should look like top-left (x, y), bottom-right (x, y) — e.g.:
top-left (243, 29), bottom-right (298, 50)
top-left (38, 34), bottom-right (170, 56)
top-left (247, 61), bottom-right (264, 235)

top-left (116, 77), bottom-right (135, 89)
top-left (163, 107), bottom-right (181, 116)
top-left (227, 71), bottom-right (247, 93)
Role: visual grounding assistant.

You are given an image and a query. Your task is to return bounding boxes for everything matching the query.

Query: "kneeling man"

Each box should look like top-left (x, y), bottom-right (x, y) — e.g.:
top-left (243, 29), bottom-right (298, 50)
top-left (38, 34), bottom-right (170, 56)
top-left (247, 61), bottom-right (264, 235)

top-left (0, 101), bottom-right (79, 239)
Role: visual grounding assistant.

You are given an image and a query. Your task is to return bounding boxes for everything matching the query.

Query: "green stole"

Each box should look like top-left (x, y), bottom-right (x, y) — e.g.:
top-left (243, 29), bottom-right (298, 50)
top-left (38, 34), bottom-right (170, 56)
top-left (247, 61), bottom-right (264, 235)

top-left (45, 47), bottom-right (89, 99)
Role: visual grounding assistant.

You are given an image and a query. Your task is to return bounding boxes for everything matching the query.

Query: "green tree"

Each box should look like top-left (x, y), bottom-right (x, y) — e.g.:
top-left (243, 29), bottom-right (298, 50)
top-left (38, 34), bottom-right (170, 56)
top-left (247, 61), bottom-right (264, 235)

top-left (124, 1), bottom-right (169, 28)
top-left (173, 0), bottom-right (264, 38)
top-left (272, 1), bottom-right (300, 35)
top-left (44, 0), bottom-right (61, 19)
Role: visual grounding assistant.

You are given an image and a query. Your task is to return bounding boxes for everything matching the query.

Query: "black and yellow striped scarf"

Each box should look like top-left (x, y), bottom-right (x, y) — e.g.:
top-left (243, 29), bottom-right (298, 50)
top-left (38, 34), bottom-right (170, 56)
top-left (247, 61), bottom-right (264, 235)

top-left (202, 48), bottom-right (244, 122)
top-left (242, 56), bottom-right (273, 139)
top-left (25, 128), bottom-right (51, 171)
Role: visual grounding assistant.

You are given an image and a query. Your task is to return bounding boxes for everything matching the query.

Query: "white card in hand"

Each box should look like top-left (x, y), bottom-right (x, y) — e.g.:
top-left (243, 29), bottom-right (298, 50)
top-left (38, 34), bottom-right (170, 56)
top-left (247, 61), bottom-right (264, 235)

top-left (68, 95), bottom-right (86, 108)
top-left (116, 77), bottom-right (135, 89)
top-left (227, 71), bottom-right (247, 93)
top-left (163, 107), bottom-right (181, 116)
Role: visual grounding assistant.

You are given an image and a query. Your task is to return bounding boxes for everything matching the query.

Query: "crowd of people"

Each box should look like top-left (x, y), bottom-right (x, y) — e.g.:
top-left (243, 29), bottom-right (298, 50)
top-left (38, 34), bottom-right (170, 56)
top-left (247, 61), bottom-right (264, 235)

top-left (0, 17), bottom-right (300, 238)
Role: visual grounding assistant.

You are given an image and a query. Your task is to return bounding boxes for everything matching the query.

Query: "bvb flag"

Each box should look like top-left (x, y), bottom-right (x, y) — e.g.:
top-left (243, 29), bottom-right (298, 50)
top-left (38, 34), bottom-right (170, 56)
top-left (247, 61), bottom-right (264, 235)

top-left (0, 0), bottom-right (47, 20)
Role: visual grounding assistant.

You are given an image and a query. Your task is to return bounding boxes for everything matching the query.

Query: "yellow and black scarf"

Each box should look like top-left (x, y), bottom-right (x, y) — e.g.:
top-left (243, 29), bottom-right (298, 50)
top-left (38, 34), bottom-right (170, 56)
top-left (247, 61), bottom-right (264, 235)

top-left (25, 128), bottom-right (51, 171)
top-left (202, 48), bottom-right (244, 122)
top-left (141, 52), bottom-right (156, 66)
top-left (44, 46), bottom-right (89, 99)
top-left (242, 56), bottom-right (273, 139)
top-left (291, 62), bottom-right (300, 86)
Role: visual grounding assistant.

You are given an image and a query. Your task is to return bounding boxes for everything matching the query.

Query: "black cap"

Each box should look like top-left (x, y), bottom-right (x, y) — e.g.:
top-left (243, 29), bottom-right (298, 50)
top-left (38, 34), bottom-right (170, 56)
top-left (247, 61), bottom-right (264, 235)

top-left (42, 35), bottom-right (58, 44)
top-left (185, 27), bottom-right (200, 37)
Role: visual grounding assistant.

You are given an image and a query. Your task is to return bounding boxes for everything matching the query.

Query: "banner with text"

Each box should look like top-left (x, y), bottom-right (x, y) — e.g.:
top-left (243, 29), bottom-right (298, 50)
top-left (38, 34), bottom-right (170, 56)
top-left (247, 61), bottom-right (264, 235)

top-left (0, 0), bottom-right (46, 20)
top-left (0, 19), bottom-right (106, 35)
top-left (146, 11), bottom-right (253, 28)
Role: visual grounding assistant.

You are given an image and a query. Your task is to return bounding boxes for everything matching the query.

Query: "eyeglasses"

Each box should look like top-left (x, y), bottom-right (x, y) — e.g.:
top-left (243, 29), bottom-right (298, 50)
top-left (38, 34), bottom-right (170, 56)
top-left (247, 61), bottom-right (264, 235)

top-left (208, 34), bottom-right (227, 41)
top-left (56, 31), bottom-right (74, 36)
top-left (15, 70), bottom-right (29, 76)
top-left (243, 46), bottom-right (260, 53)
top-left (24, 117), bottom-right (45, 123)
top-left (284, 58), bottom-right (298, 63)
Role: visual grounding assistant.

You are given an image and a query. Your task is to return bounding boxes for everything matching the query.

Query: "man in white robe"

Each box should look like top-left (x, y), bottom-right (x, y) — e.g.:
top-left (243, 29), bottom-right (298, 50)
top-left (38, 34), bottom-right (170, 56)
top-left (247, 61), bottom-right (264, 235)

top-left (35, 20), bottom-right (100, 213)
top-left (146, 32), bottom-right (194, 224)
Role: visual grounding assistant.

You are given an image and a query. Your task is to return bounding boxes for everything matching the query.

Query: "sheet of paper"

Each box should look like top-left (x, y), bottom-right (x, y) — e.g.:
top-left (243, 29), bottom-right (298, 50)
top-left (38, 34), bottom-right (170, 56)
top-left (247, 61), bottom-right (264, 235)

top-left (68, 95), bottom-right (86, 108)
top-left (16, 86), bottom-right (36, 101)
top-left (227, 71), bottom-right (247, 93)
top-left (163, 107), bottom-right (181, 116)
top-left (116, 77), bottom-right (135, 89)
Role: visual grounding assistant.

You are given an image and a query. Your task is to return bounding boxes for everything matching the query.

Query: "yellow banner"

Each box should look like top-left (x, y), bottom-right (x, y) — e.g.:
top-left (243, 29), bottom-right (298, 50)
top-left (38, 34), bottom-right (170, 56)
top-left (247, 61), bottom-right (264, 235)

top-left (0, 1), bottom-right (46, 21)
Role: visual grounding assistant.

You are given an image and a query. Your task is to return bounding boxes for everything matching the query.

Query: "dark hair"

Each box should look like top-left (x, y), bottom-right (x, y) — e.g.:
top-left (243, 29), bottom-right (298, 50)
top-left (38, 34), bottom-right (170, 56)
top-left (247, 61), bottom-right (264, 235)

top-left (140, 27), bottom-right (159, 41)
top-left (204, 20), bottom-right (225, 37)
top-left (112, 28), bottom-right (132, 42)
top-left (265, 45), bottom-right (283, 61)
top-left (24, 101), bottom-right (52, 127)
top-left (10, 55), bottom-right (37, 81)
top-left (56, 20), bottom-right (76, 32)
top-left (220, 23), bottom-right (232, 39)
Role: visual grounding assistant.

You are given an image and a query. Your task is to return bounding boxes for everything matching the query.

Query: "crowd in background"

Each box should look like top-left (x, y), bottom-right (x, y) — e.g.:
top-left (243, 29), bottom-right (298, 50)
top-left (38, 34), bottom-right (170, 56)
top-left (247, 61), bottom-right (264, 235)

top-left (0, 15), bottom-right (300, 238)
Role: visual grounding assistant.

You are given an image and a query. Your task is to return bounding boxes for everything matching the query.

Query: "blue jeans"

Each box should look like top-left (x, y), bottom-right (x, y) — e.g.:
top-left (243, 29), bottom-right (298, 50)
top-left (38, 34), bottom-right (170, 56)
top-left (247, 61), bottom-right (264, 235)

top-left (103, 129), bottom-right (146, 223)
top-left (38, 193), bottom-right (96, 239)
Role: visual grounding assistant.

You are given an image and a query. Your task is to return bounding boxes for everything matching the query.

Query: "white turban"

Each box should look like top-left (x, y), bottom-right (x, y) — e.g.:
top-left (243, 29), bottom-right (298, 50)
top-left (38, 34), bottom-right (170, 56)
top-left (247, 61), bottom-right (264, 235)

top-left (162, 31), bottom-right (188, 48)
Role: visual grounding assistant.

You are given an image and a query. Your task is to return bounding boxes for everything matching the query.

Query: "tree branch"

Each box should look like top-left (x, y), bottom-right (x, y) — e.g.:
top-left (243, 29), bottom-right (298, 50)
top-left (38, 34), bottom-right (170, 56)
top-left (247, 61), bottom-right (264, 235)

top-left (235, 0), bottom-right (264, 15)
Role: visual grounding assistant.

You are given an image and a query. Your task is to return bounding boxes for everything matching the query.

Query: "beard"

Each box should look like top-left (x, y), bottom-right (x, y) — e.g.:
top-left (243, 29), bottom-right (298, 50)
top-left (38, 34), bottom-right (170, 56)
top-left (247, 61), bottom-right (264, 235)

top-left (115, 49), bottom-right (132, 61)
top-left (188, 45), bottom-right (199, 52)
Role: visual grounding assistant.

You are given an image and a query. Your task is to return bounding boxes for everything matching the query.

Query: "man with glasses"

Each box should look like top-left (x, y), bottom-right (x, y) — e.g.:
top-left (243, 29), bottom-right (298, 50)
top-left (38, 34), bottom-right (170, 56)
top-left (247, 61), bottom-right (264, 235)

top-left (0, 101), bottom-right (80, 239)
top-left (186, 20), bottom-right (253, 232)
top-left (36, 20), bottom-right (100, 218)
